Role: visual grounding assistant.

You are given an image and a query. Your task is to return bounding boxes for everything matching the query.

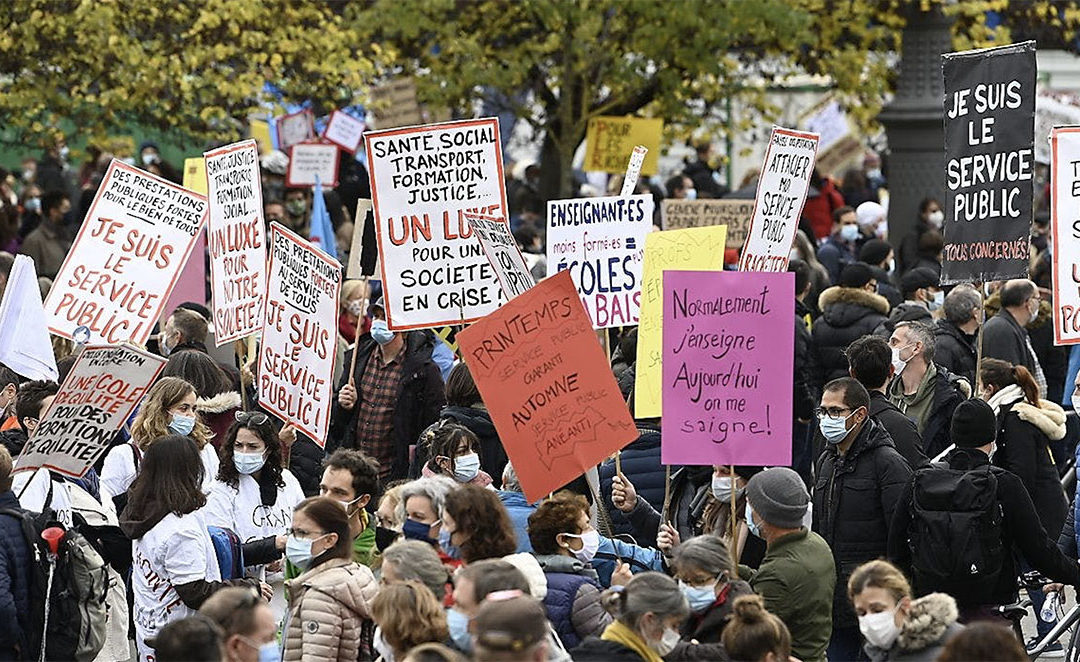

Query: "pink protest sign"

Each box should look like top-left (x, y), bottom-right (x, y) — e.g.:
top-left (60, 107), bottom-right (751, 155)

top-left (661, 270), bottom-right (793, 466)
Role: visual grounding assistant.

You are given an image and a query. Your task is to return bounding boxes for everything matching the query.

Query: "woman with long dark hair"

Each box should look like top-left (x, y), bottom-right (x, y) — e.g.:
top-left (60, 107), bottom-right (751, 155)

top-left (119, 435), bottom-right (267, 662)
top-left (162, 350), bottom-right (240, 445)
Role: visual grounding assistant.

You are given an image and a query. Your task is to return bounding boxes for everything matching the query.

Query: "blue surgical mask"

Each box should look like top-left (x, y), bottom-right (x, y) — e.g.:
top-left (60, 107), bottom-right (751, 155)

top-left (370, 319), bottom-right (394, 345)
top-left (233, 451), bottom-right (266, 475)
top-left (285, 533), bottom-right (327, 571)
top-left (25, 197), bottom-right (40, 214)
top-left (819, 410), bottom-right (855, 444)
top-left (453, 452), bottom-right (481, 483)
top-left (745, 501), bottom-right (762, 537)
top-left (684, 188), bottom-right (698, 200)
top-left (447, 607), bottom-right (472, 652)
top-left (168, 413), bottom-right (196, 436)
top-left (402, 518), bottom-right (435, 543)
top-left (239, 636), bottom-right (279, 662)
top-left (438, 526), bottom-right (462, 559)
top-left (840, 224), bottom-right (861, 242)
top-left (680, 580), bottom-right (717, 612)
top-left (929, 290), bottom-right (944, 311)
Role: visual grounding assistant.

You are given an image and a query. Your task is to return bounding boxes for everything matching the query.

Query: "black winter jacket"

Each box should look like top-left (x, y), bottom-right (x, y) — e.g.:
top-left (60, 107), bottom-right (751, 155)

top-left (890, 448), bottom-right (1080, 609)
top-left (873, 301), bottom-right (932, 339)
top-left (921, 366), bottom-right (970, 460)
top-left (0, 490), bottom-right (32, 657)
top-left (812, 286), bottom-right (891, 382)
top-left (813, 419), bottom-right (913, 629)
top-left (981, 308), bottom-right (1038, 378)
top-left (411, 406), bottom-right (507, 486)
top-left (288, 437), bottom-right (326, 497)
top-left (868, 265), bottom-right (902, 309)
top-left (868, 391), bottom-right (926, 469)
top-left (599, 425), bottom-right (667, 538)
top-left (794, 298), bottom-right (817, 419)
top-left (329, 331), bottom-right (445, 480)
top-left (934, 320), bottom-right (977, 386)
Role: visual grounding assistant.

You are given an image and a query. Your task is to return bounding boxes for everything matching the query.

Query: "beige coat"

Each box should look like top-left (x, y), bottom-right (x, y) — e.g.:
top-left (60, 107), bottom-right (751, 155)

top-left (283, 557), bottom-right (378, 662)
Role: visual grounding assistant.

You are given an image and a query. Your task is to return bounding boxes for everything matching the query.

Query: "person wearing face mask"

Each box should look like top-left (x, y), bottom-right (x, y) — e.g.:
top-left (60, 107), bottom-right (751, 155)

top-left (311, 448), bottom-right (383, 568)
top-left (817, 206), bottom-right (861, 285)
top-left (812, 378), bottom-right (912, 661)
top-left (933, 285), bottom-right (982, 386)
top-left (664, 174), bottom-right (696, 201)
top-left (888, 399), bottom-right (1080, 625)
top-left (200, 587), bottom-right (281, 662)
top-left (848, 560), bottom-right (962, 662)
top-left (857, 239), bottom-right (902, 309)
top-left (670, 535), bottom-right (753, 653)
top-left (855, 201), bottom-right (887, 240)
top-left (571, 572), bottom-right (690, 662)
top-left (898, 197), bottom-right (944, 273)
top-left (981, 278), bottom-right (1050, 399)
top-left (872, 267), bottom-right (939, 338)
top-left (396, 475), bottom-right (459, 567)
top-left (204, 413), bottom-right (305, 601)
top-left (421, 423), bottom-right (493, 487)
top-left (741, 468), bottom-right (835, 662)
top-left (337, 279), bottom-right (369, 344)
top-left (332, 297), bottom-right (445, 481)
top-left (281, 496), bottom-right (377, 661)
top-left (18, 189), bottom-right (71, 279)
top-left (886, 321), bottom-right (971, 459)
top-left (451, 560), bottom-right (559, 658)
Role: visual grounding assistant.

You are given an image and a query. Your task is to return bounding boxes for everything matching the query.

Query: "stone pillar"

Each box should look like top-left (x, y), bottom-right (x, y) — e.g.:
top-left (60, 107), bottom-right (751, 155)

top-left (878, 6), bottom-right (954, 267)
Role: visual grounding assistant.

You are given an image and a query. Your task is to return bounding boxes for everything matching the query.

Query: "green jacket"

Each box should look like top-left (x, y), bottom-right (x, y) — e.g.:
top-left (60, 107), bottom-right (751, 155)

top-left (285, 518), bottom-right (378, 581)
top-left (739, 529), bottom-right (835, 662)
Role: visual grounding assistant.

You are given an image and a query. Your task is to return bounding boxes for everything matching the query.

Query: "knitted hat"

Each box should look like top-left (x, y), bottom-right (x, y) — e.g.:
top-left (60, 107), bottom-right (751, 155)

top-left (856, 201), bottom-right (886, 228)
top-left (745, 467), bottom-right (809, 529)
top-left (950, 399), bottom-right (997, 448)
top-left (858, 239), bottom-right (892, 267)
top-left (839, 262), bottom-right (874, 289)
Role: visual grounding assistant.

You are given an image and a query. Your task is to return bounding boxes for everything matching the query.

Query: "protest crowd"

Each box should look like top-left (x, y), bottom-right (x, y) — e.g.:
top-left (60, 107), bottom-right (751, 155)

top-left (0, 30), bottom-right (1080, 662)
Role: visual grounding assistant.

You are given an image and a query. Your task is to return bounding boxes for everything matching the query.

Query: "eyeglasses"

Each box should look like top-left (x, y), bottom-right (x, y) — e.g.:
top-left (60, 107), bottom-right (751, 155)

top-left (235, 411), bottom-right (270, 425)
top-left (286, 527), bottom-right (328, 539)
top-left (814, 407), bottom-right (852, 419)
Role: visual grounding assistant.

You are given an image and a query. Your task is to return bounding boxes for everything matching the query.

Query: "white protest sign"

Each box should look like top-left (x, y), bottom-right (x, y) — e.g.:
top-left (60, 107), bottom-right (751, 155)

top-left (738, 127), bottom-right (819, 272)
top-left (347, 199), bottom-right (373, 280)
top-left (1037, 95), bottom-right (1080, 164)
top-left (365, 117), bottom-right (508, 330)
top-left (45, 160), bottom-right (207, 344)
top-left (323, 110), bottom-right (366, 154)
top-left (463, 211), bottom-right (535, 299)
top-left (0, 255), bottom-right (58, 380)
top-left (258, 223), bottom-right (341, 444)
top-left (276, 109), bottom-right (315, 150)
top-left (1051, 126), bottom-right (1080, 345)
top-left (204, 139), bottom-right (267, 345)
top-left (620, 145), bottom-right (648, 196)
top-left (286, 141), bottom-right (341, 188)
top-left (14, 345), bottom-right (165, 477)
top-left (546, 194), bottom-right (653, 328)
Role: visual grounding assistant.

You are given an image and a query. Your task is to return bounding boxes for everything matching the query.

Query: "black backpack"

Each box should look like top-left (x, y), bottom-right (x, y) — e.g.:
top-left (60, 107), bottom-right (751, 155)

top-left (908, 462), bottom-right (1004, 599)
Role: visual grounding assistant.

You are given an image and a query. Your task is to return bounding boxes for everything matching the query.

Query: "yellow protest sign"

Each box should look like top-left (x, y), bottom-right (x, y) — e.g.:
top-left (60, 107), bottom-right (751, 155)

top-left (584, 116), bottom-right (663, 175)
top-left (250, 119), bottom-right (273, 154)
top-left (182, 157), bottom-right (207, 195)
top-left (633, 225), bottom-right (727, 419)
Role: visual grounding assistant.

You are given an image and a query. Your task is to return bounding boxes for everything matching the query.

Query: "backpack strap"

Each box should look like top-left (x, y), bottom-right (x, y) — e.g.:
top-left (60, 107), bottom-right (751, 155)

top-left (130, 442), bottom-right (142, 472)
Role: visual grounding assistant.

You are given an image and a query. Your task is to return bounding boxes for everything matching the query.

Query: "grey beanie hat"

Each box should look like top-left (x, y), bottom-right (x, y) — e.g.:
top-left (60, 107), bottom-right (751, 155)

top-left (745, 467), bottom-right (809, 529)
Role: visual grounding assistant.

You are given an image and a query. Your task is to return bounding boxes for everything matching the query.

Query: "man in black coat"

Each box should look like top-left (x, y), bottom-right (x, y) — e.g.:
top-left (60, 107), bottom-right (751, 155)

top-left (813, 378), bottom-right (912, 661)
top-left (934, 285), bottom-right (981, 386)
top-left (330, 299), bottom-right (445, 481)
top-left (812, 263), bottom-right (891, 382)
top-left (872, 267), bottom-right (937, 338)
top-left (790, 259), bottom-right (818, 483)
top-left (889, 399), bottom-right (1080, 621)
top-left (845, 336), bottom-right (926, 468)
top-left (981, 279), bottom-right (1047, 397)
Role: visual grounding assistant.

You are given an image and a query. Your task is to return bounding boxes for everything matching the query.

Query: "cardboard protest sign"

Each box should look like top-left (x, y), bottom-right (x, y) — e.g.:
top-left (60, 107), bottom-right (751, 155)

top-left (584, 117), bottom-right (662, 175)
top-left (204, 140), bottom-right (267, 345)
top-left (546, 194), bottom-right (653, 329)
top-left (661, 199), bottom-right (754, 248)
top-left (365, 117), bottom-right (508, 330)
top-left (370, 78), bottom-right (424, 129)
top-left (0, 255), bottom-right (58, 381)
top-left (662, 270), bottom-right (793, 466)
top-left (183, 157), bottom-right (208, 195)
top-left (258, 223), bottom-right (341, 444)
top-left (286, 141), bottom-right (341, 188)
top-left (276, 109), bottom-right (315, 150)
top-left (14, 345), bottom-right (165, 477)
top-left (463, 211), bottom-right (535, 298)
top-left (941, 41), bottom-right (1036, 285)
top-left (347, 199), bottom-right (374, 280)
top-left (457, 271), bottom-right (637, 502)
top-left (737, 127), bottom-right (819, 272)
top-left (633, 226), bottom-right (727, 419)
top-left (44, 160), bottom-right (208, 344)
top-left (250, 118), bottom-right (273, 154)
top-left (620, 145), bottom-right (648, 196)
top-left (1050, 126), bottom-right (1080, 345)
top-left (323, 110), bottom-right (366, 154)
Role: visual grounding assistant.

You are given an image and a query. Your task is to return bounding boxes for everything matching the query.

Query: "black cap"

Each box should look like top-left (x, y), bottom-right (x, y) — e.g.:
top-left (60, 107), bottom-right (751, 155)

top-left (839, 262), bottom-right (874, 289)
top-left (858, 239), bottom-right (892, 267)
top-left (369, 297), bottom-right (385, 314)
top-left (950, 399), bottom-right (997, 448)
top-left (900, 267), bottom-right (939, 296)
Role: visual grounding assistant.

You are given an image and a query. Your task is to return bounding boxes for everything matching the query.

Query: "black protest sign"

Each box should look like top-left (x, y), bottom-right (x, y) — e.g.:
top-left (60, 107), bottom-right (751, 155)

top-left (942, 41), bottom-right (1036, 284)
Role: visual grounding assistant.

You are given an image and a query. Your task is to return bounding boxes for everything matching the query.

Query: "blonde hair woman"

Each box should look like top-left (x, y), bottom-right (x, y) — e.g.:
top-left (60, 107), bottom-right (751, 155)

top-left (101, 377), bottom-right (218, 504)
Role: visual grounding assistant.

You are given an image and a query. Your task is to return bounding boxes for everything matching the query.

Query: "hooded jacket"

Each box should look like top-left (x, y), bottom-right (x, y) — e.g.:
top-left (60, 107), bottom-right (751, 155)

top-left (195, 392), bottom-right (241, 448)
top-left (933, 320), bottom-right (977, 386)
top-left (283, 557), bottom-right (378, 662)
top-left (812, 286), bottom-right (891, 382)
top-left (813, 419), bottom-right (912, 629)
top-left (534, 554), bottom-right (610, 649)
top-left (864, 593), bottom-right (963, 662)
top-left (411, 405), bottom-right (506, 486)
top-left (989, 384), bottom-right (1069, 540)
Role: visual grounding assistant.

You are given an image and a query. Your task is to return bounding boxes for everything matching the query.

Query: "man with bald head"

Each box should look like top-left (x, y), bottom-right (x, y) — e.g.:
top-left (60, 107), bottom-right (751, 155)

top-left (980, 279), bottom-right (1047, 397)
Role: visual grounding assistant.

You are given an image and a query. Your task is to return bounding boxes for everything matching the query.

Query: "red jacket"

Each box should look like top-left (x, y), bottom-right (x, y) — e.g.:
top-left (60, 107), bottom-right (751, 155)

top-left (803, 179), bottom-right (845, 240)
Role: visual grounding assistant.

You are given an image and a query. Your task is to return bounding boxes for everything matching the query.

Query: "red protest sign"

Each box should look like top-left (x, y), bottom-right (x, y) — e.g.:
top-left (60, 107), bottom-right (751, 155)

top-left (457, 271), bottom-right (637, 502)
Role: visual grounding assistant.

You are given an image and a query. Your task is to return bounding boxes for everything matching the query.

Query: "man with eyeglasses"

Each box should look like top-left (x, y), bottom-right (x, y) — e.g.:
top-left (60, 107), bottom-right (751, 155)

top-left (812, 377), bottom-right (912, 662)
top-left (981, 278), bottom-right (1049, 398)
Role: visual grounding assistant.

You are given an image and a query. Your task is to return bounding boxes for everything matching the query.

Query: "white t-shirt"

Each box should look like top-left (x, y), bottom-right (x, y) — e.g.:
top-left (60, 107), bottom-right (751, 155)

top-left (100, 441), bottom-right (220, 503)
top-left (203, 469), bottom-right (305, 548)
top-left (132, 509), bottom-right (220, 662)
top-left (12, 468), bottom-right (73, 526)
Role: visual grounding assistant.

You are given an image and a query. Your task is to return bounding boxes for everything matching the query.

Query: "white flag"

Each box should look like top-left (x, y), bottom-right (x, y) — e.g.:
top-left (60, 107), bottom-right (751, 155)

top-left (0, 255), bottom-right (58, 381)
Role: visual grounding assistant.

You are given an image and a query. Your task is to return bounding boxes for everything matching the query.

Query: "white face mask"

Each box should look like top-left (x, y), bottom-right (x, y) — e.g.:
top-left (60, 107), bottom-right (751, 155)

top-left (927, 210), bottom-right (944, 228)
top-left (891, 343), bottom-right (913, 375)
top-left (648, 626), bottom-right (681, 656)
top-left (789, 248), bottom-right (801, 261)
top-left (562, 529), bottom-right (600, 563)
top-left (859, 608), bottom-right (901, 650)
top-left (1072, 392), bottom-right (1080, 414)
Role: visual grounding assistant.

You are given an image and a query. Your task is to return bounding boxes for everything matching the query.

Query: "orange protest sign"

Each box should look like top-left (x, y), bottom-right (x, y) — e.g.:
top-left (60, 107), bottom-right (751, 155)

top-left (457, 271), bottom-right (637, 502)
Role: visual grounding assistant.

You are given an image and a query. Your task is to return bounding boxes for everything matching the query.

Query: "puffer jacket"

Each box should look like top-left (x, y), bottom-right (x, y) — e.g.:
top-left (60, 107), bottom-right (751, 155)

top-left (813, 419), bottom-right (912, 630)
top-left (812, 286), bottom-right (891, 382)
top-left (990, 385), bottom-right (1069, 541)
top-left (0, 490), bottom-right (32, 657)
top-left (599, 424), bottom-right (666, 538)
top-left (933, 320), bottom-right (977, 386)
top-left (195, 392), bottom-right (241, 448)
top-left (283, 557), bottom-right (378, 662)
top-left (864, 593), bottom-right (963, 662)
top-left (534, 554), bottom-right (611, 649)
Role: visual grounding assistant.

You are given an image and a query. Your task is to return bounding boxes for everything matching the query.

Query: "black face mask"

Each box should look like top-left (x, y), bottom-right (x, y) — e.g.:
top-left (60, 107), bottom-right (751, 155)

top-left (375, 526), bottom-right (399, 552)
